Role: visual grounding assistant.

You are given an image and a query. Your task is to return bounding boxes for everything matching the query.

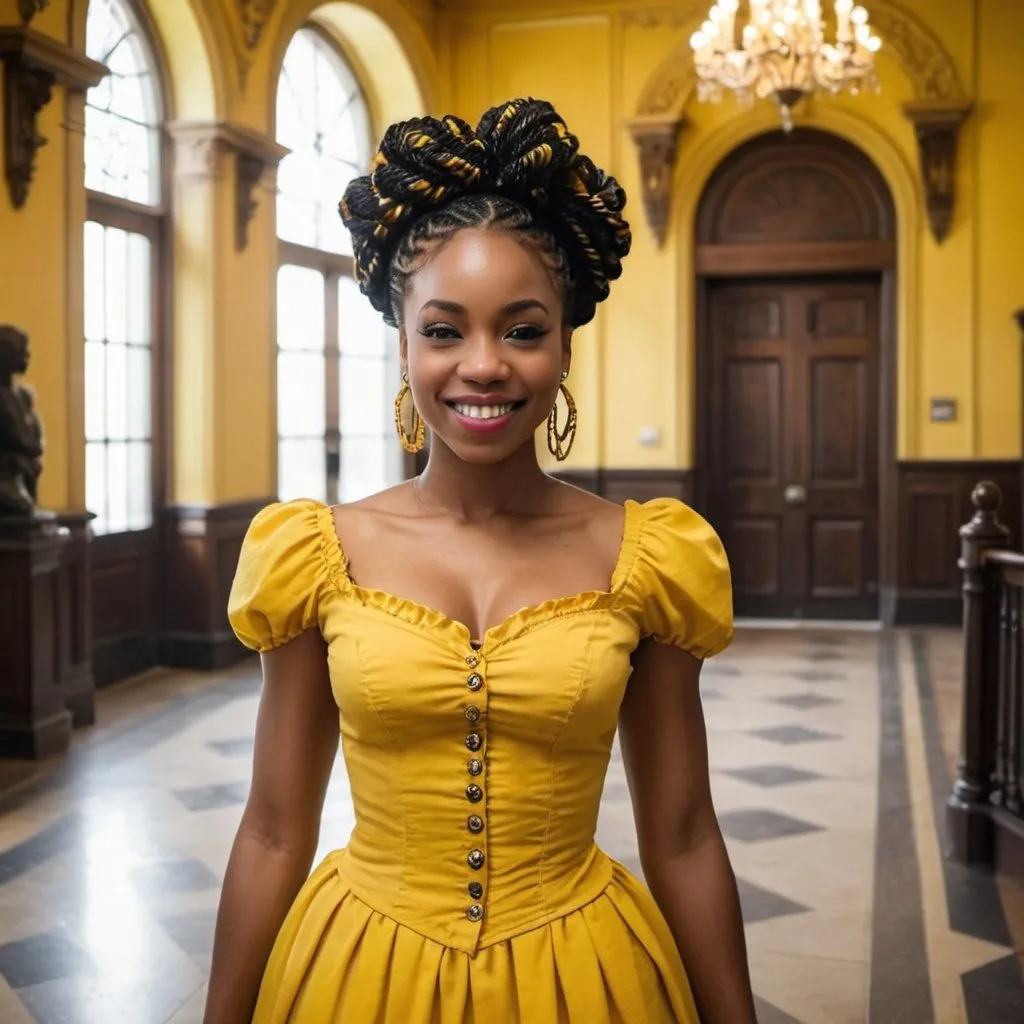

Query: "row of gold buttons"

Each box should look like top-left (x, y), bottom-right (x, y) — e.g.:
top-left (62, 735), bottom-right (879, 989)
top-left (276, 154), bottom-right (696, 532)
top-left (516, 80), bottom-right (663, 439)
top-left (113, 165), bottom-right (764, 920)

top-left (465, 653), bottom-right (486, 922)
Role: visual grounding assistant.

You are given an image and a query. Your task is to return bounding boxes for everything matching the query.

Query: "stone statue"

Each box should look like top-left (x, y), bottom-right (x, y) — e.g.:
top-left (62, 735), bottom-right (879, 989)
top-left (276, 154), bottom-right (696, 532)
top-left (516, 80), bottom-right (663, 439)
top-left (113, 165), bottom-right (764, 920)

top-left (0, 324), bottom-right (44, 517)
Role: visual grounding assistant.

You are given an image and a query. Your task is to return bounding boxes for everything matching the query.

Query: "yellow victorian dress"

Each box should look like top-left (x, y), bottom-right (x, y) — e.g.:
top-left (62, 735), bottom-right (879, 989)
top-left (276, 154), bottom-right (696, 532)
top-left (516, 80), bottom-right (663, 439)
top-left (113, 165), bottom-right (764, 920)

top-left (227, 496), bottom-right (733, 1024)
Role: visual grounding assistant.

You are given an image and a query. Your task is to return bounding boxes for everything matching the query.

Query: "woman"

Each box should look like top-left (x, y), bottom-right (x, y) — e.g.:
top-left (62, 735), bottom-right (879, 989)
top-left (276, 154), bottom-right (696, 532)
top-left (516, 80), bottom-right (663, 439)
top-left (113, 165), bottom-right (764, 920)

top-left (205, 98), bottom-right (756, 1024)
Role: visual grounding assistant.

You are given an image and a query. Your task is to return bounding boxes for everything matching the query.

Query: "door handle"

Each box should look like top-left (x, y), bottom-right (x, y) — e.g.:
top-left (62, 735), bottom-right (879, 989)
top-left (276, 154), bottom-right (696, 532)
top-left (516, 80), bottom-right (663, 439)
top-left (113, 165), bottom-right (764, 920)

top-left (784, 484), bottom-right (808, 505)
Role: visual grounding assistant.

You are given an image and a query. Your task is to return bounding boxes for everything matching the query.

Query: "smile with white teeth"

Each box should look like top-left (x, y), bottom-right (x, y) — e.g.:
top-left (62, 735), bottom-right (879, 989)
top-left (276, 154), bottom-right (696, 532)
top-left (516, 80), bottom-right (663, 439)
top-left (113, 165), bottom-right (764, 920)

top-left (451, 402), bottom-right (518, 420)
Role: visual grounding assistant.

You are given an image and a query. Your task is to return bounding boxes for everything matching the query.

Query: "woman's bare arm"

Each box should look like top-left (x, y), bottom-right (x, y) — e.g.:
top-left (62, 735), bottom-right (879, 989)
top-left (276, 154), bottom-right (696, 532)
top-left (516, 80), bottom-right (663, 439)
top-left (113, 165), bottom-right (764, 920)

top-left (203, 628), bottom-right (339, 1024)
top-left (619, 638), bottom-right (757, 1024)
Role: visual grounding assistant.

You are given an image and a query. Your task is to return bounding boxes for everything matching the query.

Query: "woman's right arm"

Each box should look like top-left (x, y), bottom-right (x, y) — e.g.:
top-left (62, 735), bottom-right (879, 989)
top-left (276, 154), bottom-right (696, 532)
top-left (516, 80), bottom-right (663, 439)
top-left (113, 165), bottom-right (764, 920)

top-left (203, 627), bottom-right (340, 1024)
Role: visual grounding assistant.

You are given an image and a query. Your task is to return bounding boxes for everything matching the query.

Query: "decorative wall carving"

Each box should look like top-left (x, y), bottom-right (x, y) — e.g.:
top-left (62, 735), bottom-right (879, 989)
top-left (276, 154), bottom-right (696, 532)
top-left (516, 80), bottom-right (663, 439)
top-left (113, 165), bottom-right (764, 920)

top-left (903, 99), bottom-right (972, 244)
top-left (0, 28), bottom-right (106, 209)
top-left (621, 7), bottom-right (695, 31)
top-left (168, 121), bottom-right (289, 250)
top-left (232, 0), bottom-right (278, 90)
top-left (626, 116), bottom-right (684, 247)
top-left (17, 0), bottom-right (50, 25)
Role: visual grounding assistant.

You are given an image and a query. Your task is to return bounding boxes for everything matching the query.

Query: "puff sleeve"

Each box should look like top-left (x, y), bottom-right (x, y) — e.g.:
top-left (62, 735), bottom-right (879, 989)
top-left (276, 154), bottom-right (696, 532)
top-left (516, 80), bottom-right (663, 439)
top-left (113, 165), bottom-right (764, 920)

top-left (227, 499), bottom-right (326, 652)
top-left (630, 497), bottom-right (734, 659)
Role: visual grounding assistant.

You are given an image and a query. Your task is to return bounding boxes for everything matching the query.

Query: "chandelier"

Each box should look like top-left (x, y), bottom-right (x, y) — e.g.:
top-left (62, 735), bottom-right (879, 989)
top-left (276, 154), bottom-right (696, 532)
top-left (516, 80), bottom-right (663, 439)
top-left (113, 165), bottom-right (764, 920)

top-left (690, 0), bottom-right (882, 131)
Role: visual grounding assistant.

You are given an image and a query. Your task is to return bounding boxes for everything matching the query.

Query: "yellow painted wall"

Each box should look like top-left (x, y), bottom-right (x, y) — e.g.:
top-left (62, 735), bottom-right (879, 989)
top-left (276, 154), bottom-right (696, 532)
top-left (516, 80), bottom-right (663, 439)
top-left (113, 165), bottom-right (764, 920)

top-left (1, 0), bottom-right (1022, 515)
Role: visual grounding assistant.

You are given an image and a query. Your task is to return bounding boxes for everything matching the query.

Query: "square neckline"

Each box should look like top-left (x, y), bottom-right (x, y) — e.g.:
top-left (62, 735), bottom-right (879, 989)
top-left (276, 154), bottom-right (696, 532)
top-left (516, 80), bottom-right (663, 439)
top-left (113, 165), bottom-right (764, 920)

top-left (315, 498), bottom-right (645, 653)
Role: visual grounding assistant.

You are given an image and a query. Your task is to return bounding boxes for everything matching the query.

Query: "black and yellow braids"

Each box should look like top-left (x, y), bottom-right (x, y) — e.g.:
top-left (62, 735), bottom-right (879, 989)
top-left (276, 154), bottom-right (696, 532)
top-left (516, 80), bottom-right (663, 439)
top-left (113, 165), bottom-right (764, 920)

top-left (339, 98), bottom-right (631, 328)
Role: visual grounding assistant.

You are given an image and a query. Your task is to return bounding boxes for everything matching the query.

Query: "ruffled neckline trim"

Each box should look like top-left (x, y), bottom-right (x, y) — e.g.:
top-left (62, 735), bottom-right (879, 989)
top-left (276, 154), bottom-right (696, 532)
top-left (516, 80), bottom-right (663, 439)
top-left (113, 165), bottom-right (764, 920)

top-left (311, 500), bottom-right (645, 655)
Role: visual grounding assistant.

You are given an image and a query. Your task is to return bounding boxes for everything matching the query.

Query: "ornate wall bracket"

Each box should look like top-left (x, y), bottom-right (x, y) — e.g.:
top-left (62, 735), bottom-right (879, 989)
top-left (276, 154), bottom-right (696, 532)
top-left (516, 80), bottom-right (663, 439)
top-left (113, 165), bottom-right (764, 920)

top-left (626, 115), bottom-right (685, 248)
top-left (0, 28), bottom-right (106, 210)
top-left (17, 0), bottom-right (50, 25)
top-left (902, 99), bottom-right (973, 245)
top-left (168, 121), bottom-right (289, 251)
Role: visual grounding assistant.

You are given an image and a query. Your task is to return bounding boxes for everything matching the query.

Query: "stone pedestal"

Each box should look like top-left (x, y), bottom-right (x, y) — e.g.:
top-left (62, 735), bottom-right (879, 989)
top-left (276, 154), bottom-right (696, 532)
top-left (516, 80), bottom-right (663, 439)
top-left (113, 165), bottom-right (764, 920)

top-left (0, 516), bottom-right (73, 758)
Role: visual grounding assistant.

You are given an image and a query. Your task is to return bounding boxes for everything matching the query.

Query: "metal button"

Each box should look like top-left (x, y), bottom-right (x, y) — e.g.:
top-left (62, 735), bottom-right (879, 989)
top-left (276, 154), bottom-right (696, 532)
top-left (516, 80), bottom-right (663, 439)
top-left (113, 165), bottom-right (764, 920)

top-left (468, 881), bottom-right (483, 899)
top-left (467, 673), bottom-right (483, 692)
top-left (465, 733), bottom-right (482, 752)
top-left (466, 654), bottom-right (479, 668)
top-left (467, 903), bottom-right (483, 922)
top-left (466, 784), bottom-right (483, 803)
top-left (467, 814), bottom-right (484, 833)
top-left (467, 758), bottom-right (483, 776)
top-left (465, 705), bottom-right (481, 724)
top-left (467, 849), bottom-right (485, 870)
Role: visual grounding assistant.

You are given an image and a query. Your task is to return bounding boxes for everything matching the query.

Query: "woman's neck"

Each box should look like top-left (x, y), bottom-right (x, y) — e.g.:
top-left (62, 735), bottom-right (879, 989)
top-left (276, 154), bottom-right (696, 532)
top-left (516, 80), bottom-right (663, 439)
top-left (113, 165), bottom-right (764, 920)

top-left (413, 439), bottom-right (556, 522)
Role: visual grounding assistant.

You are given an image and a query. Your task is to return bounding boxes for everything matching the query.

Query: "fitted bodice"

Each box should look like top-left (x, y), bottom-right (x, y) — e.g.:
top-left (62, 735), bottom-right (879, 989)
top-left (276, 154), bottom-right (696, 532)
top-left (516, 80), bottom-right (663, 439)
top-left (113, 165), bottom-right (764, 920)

top-left (228, 497), bottom-right (732, 956)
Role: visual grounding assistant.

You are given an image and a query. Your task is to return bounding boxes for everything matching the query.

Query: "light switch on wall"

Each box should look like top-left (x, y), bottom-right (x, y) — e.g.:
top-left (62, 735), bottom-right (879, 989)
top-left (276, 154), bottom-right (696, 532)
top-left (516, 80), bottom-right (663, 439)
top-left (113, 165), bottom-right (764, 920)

top-left (638, 426), bottom-right (661, 447)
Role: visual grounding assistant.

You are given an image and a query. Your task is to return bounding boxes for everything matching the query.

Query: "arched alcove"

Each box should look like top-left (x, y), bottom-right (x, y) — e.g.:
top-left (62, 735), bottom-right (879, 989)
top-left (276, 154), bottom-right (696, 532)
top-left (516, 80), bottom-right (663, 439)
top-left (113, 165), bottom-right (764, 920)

top-left (693, 128), bottom-right (897, 622)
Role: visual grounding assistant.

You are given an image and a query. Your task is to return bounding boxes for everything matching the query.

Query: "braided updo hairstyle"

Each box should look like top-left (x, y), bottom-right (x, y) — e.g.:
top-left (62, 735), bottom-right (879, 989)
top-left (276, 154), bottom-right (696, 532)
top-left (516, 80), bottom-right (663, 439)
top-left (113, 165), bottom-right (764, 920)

top-left (339, 98), bottom-right (631, 329)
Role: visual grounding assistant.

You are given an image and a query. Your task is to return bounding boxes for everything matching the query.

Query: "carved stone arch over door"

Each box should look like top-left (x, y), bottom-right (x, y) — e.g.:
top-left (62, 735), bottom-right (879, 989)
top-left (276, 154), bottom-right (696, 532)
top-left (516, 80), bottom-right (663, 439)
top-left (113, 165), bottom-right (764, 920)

top-left (696, 128), bottom-right (897, 621)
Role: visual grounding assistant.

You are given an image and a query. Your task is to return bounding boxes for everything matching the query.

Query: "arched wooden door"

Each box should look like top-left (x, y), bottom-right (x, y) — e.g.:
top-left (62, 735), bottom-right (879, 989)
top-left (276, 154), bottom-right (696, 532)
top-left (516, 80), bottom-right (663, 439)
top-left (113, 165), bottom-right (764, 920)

top-left (696, 130), bottom-right (896, 620)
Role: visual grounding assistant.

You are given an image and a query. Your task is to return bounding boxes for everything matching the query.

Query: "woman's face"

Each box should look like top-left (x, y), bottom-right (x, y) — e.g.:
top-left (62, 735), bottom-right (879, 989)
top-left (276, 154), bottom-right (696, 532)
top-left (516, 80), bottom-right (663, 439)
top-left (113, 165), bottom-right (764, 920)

top-left (399, 228), bottom-right (571, 465)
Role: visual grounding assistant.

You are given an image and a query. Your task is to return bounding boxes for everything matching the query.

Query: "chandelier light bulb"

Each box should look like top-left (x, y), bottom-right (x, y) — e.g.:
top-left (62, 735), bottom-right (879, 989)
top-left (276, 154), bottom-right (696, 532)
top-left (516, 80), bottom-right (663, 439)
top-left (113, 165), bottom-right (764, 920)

top-left (851, 5), bottom-right (869, 24)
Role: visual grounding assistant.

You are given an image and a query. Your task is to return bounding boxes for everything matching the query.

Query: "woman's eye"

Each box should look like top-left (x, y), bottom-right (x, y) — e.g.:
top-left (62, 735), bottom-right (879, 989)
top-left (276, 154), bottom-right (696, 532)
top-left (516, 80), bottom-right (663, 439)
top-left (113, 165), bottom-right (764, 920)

top-left (421, 323), bottom-right (461, 341)
top-left (507, 324), bottom-right (548, 343)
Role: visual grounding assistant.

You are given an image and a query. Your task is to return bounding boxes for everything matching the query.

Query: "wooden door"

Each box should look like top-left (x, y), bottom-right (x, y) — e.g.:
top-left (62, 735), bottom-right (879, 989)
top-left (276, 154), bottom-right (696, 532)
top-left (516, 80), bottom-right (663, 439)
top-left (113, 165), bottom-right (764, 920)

top-left (705, 277), bottom-right (880, 619)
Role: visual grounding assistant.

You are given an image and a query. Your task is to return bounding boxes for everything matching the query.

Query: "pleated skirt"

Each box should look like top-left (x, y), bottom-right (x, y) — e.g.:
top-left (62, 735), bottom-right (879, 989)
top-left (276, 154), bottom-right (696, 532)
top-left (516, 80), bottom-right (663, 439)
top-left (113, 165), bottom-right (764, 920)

top-left (251, 850), bottom-right (699, 1023)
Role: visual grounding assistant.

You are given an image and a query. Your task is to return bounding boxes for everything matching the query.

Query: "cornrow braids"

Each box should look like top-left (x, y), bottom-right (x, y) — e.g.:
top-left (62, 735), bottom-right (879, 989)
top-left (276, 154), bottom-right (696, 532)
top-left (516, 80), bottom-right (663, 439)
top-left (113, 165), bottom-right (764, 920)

top-left (339, 98), bottom-right (631, 329)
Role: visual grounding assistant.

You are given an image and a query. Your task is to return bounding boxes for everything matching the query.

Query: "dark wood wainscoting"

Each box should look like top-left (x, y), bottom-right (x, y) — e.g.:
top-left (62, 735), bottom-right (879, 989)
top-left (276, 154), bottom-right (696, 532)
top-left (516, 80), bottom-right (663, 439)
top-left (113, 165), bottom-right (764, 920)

top-left (55, 512), bottom-right (95, 727)
top-left (91, 528), bottom-right (159, 687)
top-left (160, 498), bottom-right (275, 670)
top-left (888, 461), bottom-right (1022, 625)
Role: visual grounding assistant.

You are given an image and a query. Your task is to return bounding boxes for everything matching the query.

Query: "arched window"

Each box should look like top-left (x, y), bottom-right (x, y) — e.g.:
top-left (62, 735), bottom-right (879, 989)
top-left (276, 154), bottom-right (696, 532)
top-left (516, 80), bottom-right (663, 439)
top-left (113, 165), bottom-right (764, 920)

top-left (83, 0), bottom-right (163, 536)
top-left (275, 26), bottom-right (403, 505)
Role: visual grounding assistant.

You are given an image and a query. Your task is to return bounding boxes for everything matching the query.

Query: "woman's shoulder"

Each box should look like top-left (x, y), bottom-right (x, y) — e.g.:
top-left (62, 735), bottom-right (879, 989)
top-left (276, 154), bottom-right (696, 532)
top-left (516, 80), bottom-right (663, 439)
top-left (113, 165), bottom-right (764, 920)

top-left (625, 497), bottom-right (734, 660)
top-left (227, 497), bottom-right (338, 652)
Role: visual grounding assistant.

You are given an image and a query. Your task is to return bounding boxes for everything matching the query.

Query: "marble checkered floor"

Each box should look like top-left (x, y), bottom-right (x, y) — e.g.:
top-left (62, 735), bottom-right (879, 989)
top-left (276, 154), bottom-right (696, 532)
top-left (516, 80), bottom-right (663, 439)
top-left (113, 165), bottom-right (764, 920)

top-left (0, 627), bottom-right (1022, 1022)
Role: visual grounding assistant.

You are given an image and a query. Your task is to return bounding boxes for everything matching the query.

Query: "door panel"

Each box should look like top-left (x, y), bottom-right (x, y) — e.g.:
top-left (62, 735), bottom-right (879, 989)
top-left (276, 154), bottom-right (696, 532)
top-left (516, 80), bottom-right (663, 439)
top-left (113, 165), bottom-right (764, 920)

top-left (706, 277), bottom-right (880, 619)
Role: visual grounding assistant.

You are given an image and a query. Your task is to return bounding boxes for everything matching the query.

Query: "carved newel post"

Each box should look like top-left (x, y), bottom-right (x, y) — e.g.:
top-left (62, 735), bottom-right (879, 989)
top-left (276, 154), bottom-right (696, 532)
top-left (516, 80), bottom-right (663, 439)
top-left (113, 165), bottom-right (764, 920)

top-left (946, 481), bottom-right (1010, 862)
top-left (0, 325), bottom-right (74, 759)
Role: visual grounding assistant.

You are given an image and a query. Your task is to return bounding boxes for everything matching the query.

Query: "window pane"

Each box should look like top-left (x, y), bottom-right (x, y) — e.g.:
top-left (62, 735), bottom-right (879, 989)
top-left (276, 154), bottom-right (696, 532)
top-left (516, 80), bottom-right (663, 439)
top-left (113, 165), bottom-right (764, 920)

top-left (84, 222), bottom-right (105, 341)
top-left (127, 441), bottom-right (151, 530)
top-left (338, 275), bottom-right (385, 356)
top-left (85, 341), bottom-right (106, 441)
top-left (278, 265), bottom-right (325, 351)
top-left (340, 357), bottom-right (386, 436)
top-left (106, 441), bottom-right (129, 533)
top-left (106, 343), bottom-right (127, 440)
top-left (340, 436), bottom-right (388, 504)
top-left (276, 27), bottom-right (370, 252)
top-left (279, 439), bottom-right (326, 504)
top-left (127, 233), bottom-right (151, 344)
top-left (104, 227), bottom-right (127, 344)
top-left (85, 0), bottom-right (161, 205)
top-left (86, 442), bottom-right (107, 532)
top-left (126, 346), bottom-right (150, 440)
top-left (278, 352), bottom-right (326, 438)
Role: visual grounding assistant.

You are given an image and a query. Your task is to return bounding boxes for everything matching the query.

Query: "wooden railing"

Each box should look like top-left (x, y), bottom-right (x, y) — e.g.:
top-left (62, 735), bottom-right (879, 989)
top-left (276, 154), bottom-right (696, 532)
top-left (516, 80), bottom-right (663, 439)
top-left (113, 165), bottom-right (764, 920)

top-left (946, 481), bottom-right (1024, 876)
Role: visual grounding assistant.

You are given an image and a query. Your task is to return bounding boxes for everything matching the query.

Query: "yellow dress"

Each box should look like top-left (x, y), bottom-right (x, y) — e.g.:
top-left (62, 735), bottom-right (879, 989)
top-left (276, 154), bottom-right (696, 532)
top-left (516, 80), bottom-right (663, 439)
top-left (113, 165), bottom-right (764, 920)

top-left (227, 496), bottom-right (733, 1024)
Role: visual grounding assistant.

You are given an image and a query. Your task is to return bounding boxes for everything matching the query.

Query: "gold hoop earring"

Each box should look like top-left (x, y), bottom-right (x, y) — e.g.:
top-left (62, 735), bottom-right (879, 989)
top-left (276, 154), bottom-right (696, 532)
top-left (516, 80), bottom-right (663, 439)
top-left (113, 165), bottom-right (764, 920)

top-left (394, 371), bottom-right (425, 453)
top-left (547, 372), bottom-right (577, 462)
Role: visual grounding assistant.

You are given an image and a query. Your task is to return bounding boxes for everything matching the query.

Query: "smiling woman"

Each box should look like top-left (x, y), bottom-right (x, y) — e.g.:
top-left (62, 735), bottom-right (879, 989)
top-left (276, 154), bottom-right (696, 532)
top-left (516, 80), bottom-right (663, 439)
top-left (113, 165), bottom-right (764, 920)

top-left (208, 98), bottom-right (754, 1024)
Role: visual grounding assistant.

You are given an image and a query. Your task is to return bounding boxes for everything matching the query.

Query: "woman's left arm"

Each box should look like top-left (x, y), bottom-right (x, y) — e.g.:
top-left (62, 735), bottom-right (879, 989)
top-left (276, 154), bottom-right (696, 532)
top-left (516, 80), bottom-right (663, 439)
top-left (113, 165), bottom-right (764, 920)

top-left (619, 637), bottom-right (757, 1024)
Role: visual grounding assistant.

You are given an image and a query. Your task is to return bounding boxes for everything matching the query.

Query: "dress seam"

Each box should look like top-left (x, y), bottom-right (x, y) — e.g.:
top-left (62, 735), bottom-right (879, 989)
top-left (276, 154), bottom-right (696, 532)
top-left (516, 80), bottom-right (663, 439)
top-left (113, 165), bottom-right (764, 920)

top-left (537, 616), bottom-right (599, 918)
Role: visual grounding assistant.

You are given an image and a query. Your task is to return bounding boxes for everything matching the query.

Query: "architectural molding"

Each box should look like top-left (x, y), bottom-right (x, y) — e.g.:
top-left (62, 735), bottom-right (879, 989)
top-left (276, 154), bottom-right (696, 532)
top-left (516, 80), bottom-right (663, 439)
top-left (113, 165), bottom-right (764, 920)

top-left (168, 120), bottom-right (289, 250)
top-left (625, 115), bottom-right (684, 247)
top-left (17, 0), bottom-right (49, 25)
top-left (233, 0), bottom-right (278, 91)
top-left (620, 6), bottom-right (695, 31)
top-left (0, 27), bottom-right (106, 210)
top-left (902, 99), bottom-right (973, 244)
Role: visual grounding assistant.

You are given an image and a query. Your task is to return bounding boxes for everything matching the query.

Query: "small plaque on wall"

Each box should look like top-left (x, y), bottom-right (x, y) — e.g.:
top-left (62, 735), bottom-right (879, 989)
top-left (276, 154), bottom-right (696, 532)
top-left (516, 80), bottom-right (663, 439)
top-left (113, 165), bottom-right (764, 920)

top-left (930, 397), bottom-right (958, 422)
